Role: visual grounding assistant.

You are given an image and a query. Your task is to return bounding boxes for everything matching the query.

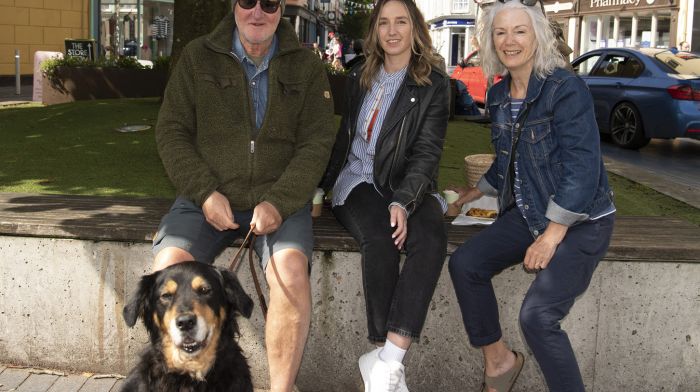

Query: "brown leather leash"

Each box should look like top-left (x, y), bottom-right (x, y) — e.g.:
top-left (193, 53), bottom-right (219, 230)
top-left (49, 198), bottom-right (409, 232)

top-left (228, 225), bottom-right (268, 320)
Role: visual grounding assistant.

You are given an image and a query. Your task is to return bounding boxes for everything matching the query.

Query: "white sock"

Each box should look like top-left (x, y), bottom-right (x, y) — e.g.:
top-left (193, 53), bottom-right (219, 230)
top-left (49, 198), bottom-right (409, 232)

top-left (379, 339), bottom-right (407, 363)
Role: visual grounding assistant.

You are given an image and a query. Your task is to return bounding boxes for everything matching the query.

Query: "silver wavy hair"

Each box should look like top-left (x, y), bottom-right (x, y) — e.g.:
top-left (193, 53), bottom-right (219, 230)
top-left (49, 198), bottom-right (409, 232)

top-left (478, 0), bottom-right (566, 79)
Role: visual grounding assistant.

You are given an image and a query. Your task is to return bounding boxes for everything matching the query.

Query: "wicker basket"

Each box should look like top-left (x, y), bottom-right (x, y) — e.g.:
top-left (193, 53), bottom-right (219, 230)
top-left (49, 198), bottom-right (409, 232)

top-left (464, 154), bottom-right (495, 187)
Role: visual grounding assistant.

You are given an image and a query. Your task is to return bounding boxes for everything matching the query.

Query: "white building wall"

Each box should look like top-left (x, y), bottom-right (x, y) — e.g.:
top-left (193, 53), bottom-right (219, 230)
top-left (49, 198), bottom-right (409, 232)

top-left (417, 0), bottom-right (478, 69)
top-left (677, 0), bottom-right (694, 48)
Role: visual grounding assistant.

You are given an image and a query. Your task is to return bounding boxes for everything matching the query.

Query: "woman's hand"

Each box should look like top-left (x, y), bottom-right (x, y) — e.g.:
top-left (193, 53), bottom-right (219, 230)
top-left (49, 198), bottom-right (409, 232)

top-left (447, 185), bottom-right (484, 208)
top-left (523, 222), bottom-right (568, 271)
top-left (389, 205), bottom-right (408, 250)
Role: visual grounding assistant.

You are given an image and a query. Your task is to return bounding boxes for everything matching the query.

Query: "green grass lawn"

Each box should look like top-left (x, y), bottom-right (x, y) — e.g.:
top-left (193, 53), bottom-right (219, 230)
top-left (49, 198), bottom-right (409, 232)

top-left (1, 98), bottom-right (698, 225)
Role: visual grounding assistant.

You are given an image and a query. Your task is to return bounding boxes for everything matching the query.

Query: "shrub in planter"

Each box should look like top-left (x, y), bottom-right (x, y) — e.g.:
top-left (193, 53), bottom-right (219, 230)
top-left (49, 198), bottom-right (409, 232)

top-left (40, 56), bottom-right (168, 105)
top-left (325, 63), bottom-right (348, 116)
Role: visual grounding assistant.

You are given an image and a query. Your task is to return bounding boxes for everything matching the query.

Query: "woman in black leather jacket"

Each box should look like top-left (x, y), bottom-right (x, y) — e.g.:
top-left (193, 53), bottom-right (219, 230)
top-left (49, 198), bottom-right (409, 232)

top-left (320, 1), bottom-right (450, 390)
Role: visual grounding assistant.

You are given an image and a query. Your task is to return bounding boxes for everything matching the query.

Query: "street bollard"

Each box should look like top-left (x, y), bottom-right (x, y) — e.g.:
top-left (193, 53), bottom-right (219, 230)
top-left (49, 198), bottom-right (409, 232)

top-left (15, 49), bottom-right (21, 95)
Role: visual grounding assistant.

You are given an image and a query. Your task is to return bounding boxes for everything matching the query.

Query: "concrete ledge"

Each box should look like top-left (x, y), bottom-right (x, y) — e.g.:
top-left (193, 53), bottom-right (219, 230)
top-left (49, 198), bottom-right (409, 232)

top-left (1, 193), bottom-right (699, 391)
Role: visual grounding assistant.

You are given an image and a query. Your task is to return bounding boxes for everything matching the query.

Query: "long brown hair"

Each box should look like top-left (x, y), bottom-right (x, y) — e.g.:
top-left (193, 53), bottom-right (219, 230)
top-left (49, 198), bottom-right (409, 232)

top-left (360, 0), bottom-right (442, 90)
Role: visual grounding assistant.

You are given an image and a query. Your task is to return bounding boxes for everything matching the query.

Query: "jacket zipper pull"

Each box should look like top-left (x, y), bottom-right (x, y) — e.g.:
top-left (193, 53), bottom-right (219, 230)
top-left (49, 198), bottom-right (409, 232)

top-left (250, 140), bottom-right (255, 154)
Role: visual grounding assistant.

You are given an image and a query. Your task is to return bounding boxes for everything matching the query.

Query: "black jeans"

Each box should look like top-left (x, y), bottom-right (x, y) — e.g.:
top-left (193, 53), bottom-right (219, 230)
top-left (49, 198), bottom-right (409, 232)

top-left (449, 206), bottom-right (614, 392)
top-left (333, 183), bottom-right (447, 343)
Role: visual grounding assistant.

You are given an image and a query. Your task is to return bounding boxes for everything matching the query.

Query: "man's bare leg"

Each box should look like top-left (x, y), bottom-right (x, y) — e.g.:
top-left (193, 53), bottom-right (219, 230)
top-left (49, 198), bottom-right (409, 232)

top-left (153, 247), bottom-right (194, 271)
top-left (264, 248), bottom-right (311, 392)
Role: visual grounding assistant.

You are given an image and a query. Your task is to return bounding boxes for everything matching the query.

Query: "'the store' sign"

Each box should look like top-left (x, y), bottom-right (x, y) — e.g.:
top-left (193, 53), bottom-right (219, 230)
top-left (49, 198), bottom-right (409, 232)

top-left (65, 39), bottom-right (96, 62)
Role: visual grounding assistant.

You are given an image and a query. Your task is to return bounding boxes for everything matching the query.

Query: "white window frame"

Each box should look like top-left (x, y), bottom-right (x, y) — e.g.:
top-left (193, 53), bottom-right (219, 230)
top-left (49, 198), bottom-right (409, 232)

top-left (452, 0), bottom-right (470, 13)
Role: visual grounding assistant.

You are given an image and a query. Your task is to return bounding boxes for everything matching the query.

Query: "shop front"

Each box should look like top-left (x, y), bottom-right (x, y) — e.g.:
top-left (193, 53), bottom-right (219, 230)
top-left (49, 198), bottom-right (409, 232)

top-left (578, 0), bottom-right (677, 54)
top-left (94, 0), bottom-right (174, 61)
top-left (429, 18), bottom-right (476, 67)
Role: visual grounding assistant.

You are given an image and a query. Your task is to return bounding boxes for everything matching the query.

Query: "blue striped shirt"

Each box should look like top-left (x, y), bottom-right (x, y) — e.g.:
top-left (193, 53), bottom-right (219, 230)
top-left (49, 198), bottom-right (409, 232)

top-left (333, 66), bottom-right (407, 207)
top-left (231, 29), bottom-right (278, 131)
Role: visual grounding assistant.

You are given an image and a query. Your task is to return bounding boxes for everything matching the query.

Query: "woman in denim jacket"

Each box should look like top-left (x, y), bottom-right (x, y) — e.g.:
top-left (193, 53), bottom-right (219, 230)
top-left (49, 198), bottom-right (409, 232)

top-left (448, 1), bottom-right (615, 391)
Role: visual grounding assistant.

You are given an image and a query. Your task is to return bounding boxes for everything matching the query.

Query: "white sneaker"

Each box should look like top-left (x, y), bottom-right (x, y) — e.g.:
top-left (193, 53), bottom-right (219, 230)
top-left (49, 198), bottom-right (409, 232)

top-left (358, 348), bottom-right (406, 392)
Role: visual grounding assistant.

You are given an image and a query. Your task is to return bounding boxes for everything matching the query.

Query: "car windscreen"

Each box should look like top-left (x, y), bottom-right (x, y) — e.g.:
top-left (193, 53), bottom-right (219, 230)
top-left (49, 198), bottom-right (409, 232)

top-left (651, 51), bottom-right (700, 76)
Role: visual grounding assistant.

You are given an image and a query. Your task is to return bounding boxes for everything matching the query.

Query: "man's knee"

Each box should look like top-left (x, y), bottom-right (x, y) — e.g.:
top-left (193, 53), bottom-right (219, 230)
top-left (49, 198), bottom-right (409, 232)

top-left (265, 248), bottom-right (310, 295)
top-left (153, 247), bottom-right (195, 272)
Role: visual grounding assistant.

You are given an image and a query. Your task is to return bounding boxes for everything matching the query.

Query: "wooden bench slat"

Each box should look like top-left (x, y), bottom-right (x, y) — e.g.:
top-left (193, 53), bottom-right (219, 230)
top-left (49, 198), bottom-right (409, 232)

top-left (1, 193), bottom-right (698, 262)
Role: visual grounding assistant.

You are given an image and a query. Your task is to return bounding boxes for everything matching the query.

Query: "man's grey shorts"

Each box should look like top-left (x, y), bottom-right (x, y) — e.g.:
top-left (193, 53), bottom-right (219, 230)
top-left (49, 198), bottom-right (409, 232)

top-left (152, 197), bottom-right (314, 271)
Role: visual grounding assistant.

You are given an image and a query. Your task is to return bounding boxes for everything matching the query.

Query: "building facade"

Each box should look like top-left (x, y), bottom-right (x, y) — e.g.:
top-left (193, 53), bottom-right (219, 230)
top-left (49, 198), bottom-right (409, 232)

top-left (0, 0), bottom-right (90, 76)
top-left (546, 0), bottom-right (691, 58)
top-left (417, 0), bottom-right (479, 68)
top-left (1, 0), bottom-right (341, 77)
top-left (285, 0), bottom-right (342, 47)
top-left (415, 0), bottom-right (695, 67)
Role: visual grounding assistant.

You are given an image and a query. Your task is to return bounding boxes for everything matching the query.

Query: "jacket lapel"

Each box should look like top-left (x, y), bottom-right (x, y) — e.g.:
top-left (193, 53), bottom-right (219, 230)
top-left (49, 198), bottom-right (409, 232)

top-left (378, 77), bottom-right (418, 141)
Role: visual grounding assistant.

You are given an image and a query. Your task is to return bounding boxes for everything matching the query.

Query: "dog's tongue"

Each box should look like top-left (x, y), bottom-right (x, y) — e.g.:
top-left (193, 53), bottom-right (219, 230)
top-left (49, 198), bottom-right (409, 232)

top-left (183, 336), bottom-right (196, 345)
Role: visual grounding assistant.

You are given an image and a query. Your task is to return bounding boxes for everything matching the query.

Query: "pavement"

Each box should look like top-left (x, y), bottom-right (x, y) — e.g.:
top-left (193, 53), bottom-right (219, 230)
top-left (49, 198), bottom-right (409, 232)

top-left (0, 83), bottom-right (33, 107)
top-left (0, 364), bottom-right (272, 392)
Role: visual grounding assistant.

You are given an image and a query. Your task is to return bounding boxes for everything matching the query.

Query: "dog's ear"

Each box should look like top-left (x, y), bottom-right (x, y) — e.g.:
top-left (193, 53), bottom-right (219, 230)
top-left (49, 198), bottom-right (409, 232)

top-left (123, 272), bottom-right (157, 327)
top-left (219, 269), bottom-right (254, 318)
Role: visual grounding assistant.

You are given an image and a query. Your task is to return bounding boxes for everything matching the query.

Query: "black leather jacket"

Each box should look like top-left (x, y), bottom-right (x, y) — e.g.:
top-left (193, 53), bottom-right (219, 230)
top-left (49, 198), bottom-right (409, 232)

top-left (321, 64), bottom-right (450, 215)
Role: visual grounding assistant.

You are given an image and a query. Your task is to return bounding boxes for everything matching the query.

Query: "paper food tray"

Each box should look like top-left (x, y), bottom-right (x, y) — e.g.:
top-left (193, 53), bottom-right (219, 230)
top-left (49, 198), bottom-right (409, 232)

top-left (451, 196), bottom-right (498, 226)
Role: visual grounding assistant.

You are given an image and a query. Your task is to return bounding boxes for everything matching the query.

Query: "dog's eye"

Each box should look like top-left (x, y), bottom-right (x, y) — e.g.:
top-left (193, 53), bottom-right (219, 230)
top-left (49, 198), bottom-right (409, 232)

top-left (197, 286), bottom-right (211, 296)
top-left (160, 292), bottom-right (173, 301)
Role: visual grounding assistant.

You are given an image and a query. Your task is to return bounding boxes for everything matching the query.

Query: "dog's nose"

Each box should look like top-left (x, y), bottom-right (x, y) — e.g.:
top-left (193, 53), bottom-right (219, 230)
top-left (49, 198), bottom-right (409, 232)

top-left (176, 314), bottom-right (197, 331)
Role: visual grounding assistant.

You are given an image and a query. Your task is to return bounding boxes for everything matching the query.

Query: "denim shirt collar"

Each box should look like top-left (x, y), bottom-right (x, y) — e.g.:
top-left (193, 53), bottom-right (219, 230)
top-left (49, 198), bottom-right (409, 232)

top-left (489, 71), bottom-right (548, 106)
top-left (231, 28), bottom-right (278, 70)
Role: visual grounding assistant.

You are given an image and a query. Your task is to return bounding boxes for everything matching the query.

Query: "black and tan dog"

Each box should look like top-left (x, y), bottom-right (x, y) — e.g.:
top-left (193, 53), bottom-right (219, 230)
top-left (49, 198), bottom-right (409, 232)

top-left (121, 261), bottom-right (254, 391)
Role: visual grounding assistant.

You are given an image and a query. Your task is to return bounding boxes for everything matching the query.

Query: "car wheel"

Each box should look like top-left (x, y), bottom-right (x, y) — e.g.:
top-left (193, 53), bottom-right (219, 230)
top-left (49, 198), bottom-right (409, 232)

top-left (609, 102), bottom-right (650, 149)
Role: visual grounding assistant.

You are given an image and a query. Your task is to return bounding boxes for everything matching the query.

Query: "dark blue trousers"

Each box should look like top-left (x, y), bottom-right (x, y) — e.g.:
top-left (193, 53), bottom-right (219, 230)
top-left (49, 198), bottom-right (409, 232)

top-left (449, 206), bottom-right (614, 392)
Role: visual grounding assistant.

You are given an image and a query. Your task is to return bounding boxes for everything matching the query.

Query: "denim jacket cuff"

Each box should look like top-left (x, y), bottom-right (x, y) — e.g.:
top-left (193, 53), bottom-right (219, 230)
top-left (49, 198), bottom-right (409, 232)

top-left (477, 177), bottom-right (498, 197)
top-left (545, 198), bottom-right (589, 226)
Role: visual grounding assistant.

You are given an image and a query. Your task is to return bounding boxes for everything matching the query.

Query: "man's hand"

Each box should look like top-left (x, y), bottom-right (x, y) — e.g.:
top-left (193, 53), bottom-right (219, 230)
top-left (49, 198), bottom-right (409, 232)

top-left (251, 201), bottom-right (282, 235)
top-left (523, 221), bottom-right (568, 271)
top-left (390, 205), bottom-right (407, 250)
top-left (202, 191), bottom-right (239, 231)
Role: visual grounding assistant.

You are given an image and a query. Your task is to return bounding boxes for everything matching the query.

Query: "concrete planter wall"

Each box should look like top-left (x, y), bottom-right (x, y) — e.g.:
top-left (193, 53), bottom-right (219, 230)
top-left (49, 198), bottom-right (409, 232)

top-left (42, 66), bottom-right (167, 105)
top-left (1, 236), bottom-right (699, 392)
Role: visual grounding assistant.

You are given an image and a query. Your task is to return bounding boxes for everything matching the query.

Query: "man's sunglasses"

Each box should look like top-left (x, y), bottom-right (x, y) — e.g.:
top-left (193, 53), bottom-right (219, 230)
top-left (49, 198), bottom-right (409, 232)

top-left (238, 0), bottom-right (281, 14)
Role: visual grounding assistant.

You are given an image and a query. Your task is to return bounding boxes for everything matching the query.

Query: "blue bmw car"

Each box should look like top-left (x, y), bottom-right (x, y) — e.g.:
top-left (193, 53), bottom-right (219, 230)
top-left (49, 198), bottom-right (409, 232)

top-left (572, 48), bottom-right (700, 149)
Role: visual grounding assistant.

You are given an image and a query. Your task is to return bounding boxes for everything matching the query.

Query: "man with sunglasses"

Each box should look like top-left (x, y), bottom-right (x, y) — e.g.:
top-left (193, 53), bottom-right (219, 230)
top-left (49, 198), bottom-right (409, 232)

top-left (152, 0), bottom-right (336, 391)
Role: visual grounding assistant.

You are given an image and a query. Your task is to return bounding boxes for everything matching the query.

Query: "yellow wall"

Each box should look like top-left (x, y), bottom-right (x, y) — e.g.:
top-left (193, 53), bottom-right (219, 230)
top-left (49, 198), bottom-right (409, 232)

top-left (0, 0), bottom-right (89, 76)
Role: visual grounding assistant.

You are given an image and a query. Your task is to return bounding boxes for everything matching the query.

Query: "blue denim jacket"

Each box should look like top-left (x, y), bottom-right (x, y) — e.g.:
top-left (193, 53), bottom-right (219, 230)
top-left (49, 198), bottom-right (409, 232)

top-left (477, 68), bottom-right (614, 237)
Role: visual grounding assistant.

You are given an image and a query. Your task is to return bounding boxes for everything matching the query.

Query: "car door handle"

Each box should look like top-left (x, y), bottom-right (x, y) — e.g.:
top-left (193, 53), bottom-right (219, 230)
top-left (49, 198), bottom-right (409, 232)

top-left (615, 82), bottom-right (623, 88)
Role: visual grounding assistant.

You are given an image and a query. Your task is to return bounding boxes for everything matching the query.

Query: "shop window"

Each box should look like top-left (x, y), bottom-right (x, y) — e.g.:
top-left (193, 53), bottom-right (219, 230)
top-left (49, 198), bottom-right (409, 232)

top-left (98, 0), bottom-right (173, 61)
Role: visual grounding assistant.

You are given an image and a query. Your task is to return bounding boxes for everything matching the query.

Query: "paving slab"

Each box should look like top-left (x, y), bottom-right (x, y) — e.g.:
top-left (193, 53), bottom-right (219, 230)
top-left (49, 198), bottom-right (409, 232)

top-left (15, 373), bottom-right (59, 392)
top-left (108, 380), bottom-right (122, 392)
top-left (0, 367), bottom-right (30, 391)
top-left (76, 378), bottom-right (118, 392)
top-left (46, 375), bottom-right (88, 392)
